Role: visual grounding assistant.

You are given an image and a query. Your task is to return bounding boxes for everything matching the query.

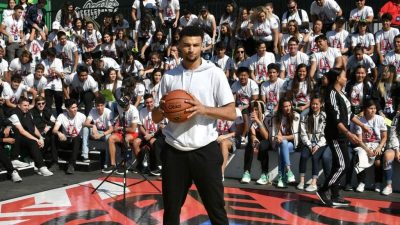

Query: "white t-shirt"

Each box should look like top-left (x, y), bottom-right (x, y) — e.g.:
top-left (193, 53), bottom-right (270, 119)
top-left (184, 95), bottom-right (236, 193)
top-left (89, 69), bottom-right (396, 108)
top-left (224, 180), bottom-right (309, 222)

top-left (349, 6), bottom-right (374, 22)
top-left (159, 0), bottom-right (180, 20)
top-left (2, 16), bottom-right (23, 43)
top-left (351, 33), bottom-right (375, 49)
top-left (326, 29), bottom-right (350, 51)
top-left (139, 107), bottom-right (159, 133)
top-left (157, 59), bottom-right (234, 151)
top-left (55, 112), bottom-right (86, 137)
top-left (132, 0), bottom-right (157, 19)
top-left (346, 54), bottom-right (376, 74)
top-left (231, 79), bottom-right (259, 106)
top-left (216, 109), bottom-right (243, 135)
top-left (83, 30), bottom-right (102, 49)
top-left (280, 52), bottom-right (310, 79)
top-left (286, 80), bottom-right (310, 106)
top-left (280, 33), bottom-right (304, 54)
top-left (248, 52), bottom-right (276, 83)
top-left (41, 58), bottom-right (64, 91)
top-left (310, 0), bottom-right (341, 24)
top-left (64, 73), bottom-right (99, 93)
top-left (105, 80), bottom-right (122, 93)
top-left (116, 104), bottom-right (140, 126)
top-left (27, 38), bottom-right (45, 64)
top-left (1, 82), bottom-right (30, 104)
top-left (23, 73), bottom-right (47, 92)
top-left (356, 115), bottom-right (387, 143)
top-left (306, 32), bottom-right (322, 54)
top-left (252, 17), bottom-right (279, 42)
top-left (55, 40), bottom-right (78, 69)
top-left (281, 9), bottom-right (309, 26)
top-left (311, 47), bottom-right (342, 79)
top-left (375, 28), bottom-right (400, 56)
top-left (350, 82), bottom-right (364, 107)
top-left (211, 55), bottom-right (234, 72)
top-left (9, 58), bottom-right (32, 77)
top-left (87, 108), bottom-right (113, 131)
top-left (179, 14), bottom-right (198, 28)
top-left (100, 42), bottom-right (117, 59)
top-left (383, 50), bottom-right (400, 81)
top-left (101, 57), bottom-right (121, 72)
top-left (260, 78), bottom-right (286, 109)
top-left (122, 60), bottom-right (144, 76)
top-left (0, 59), bottom-right (9, 79)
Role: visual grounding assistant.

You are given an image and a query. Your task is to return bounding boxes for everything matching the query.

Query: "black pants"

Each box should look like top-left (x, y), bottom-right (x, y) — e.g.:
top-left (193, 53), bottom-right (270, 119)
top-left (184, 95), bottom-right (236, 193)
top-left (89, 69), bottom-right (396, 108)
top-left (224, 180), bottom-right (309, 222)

top-left (319, 139), bottom-right (349, 198)
top-left (45, 89), bottom-right (63, 115)
top-left (70, 90), bottom-right (95, 116)
top-left (160, 138), bottom-right (228, 225)
top-left (57, 136), bottom-right (82, 166)
top-left (0, 145), bottom-right (14, 173)
top-left (12, 134), bottom-right (45, 169)
top-left (244, 139), bottom-right (271, 173)
top-left (43, 131), bottom-right (58, 163)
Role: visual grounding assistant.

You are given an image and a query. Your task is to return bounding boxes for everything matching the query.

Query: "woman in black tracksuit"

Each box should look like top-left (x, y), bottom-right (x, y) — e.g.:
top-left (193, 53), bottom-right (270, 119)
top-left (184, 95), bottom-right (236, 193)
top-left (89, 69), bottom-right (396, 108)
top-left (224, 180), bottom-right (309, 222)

top-left (316, 68), bottom-right (371, 207)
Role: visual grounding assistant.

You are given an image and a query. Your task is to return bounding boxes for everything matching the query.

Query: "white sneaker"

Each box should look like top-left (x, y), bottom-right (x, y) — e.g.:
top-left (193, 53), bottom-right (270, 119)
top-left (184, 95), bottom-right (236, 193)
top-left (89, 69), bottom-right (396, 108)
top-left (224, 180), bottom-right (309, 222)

top-left (296, 182), bottom-right (304, 190)
top-left (256, 173), bottom-right (269, 185)
top-left (11, 170), bottom-right (22, 183)
top-left (11, 160), bottom-right (30, 168)
top-left (38, 166), bottom-right (53, 176)
top-left (305, 184), bottom-right (318, 192)
top-left (356, 183), bottom-right (365, 193)
top-left (277, 176), bottom-right (286, 188)
top-left (240, 171), bottom-right (251, 183)
top-left (374, 183), bottom-right (381, 193)
top-left (382, 186), bottom-right (393, 196)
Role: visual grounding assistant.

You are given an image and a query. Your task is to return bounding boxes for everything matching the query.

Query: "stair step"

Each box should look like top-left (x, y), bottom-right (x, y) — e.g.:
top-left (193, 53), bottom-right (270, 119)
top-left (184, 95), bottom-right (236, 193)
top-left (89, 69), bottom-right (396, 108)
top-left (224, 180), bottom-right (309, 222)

top-left (0, 166), bottom-right (36, 182)
top-left (57, 159), bottom-right (101, 172)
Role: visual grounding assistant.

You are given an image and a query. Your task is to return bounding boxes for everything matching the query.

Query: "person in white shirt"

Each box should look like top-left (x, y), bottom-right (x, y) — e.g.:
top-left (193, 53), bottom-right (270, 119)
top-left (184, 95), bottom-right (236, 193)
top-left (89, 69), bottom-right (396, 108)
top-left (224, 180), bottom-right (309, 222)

top-left (0, 47), bottom-right (9, 81)
top-left (82, 95), bottom-right (113, 165)
top-left (281, 0), bottom-right (310, 33)
top-left (326, 17), bottom-right (350, 56)
top-left (198, 5), bottom-right (217, 40)
top-left (41, 47), bottom-right (65, 115)
top-left (351, 20), bottom-right (375, 56)
top-left (104, 96), bottom-right (140, 174)
top-left (158, 0), bottom-right (180, 29)
top-left (310, 35), bottom-right (343, 82)
top-left (383, 34), bottom-right (400, 82)
top-left (131, 0), bottom-right (158, 25)
top-left (248, 42), bottom-right (276, 84)
top-left (96, 56), bottom-right (122, 79)
top-left (346, 46), bottom-right (377, 82)
top-left (303, 19), bottom-right (323, 54)
top-left (55, 31), bottom-right (79, 75)
top-left (375, 13), bottom-right (400, 64)
top-left (8, 50), bottom-right (33, 80)
top-left (178, 9), bottom-right (198, 30)
top-left (349, 0), bottom-right (374, 29)
top-left (83, 21), bottom-right (102, 53)
top-left (260, 63), bottom-right (286, 112)
top-left (152, 26), bottom-right (234, 224)
top-left (280, 37), bottom-right (309, 79)
top-left (64, 65), bottom-right (99, 115)
top-left (23, 64), bottom-right (47, 98)
top-left (1, 5), bottom-right (25, 62)
top-left (310, 0), bottom-right (342, 33)
top-left (211, 42), bottom-right (234, 80)
top-left (26, 28), bottom-right (46, 67)
top-left (52, 99), bottom-right (87, 174)
top-left (2, 75), bottom-right (37, 116)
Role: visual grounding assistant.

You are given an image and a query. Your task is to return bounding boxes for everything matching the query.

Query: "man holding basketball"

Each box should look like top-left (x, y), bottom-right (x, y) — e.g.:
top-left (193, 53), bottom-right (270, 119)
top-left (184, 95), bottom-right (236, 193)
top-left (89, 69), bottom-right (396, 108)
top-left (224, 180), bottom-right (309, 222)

top-left (153, 26), bottom-right (236, 225)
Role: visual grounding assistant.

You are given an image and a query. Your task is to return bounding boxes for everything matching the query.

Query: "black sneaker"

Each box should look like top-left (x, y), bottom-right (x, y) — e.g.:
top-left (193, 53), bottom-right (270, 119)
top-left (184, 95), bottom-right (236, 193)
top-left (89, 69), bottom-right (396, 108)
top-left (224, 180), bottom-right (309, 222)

top-left (331, 197), bottom-right (350, 206)
top-left (150, 168), bottom-right (161, 176)
top-left (316, 190), bottom-right (332, 206)
top-left (115, 166), bottom-right (127, 175)
top-left (66, 164), bottom-right (74, 175)
top-left (102, 165), bottom-right (116, 174)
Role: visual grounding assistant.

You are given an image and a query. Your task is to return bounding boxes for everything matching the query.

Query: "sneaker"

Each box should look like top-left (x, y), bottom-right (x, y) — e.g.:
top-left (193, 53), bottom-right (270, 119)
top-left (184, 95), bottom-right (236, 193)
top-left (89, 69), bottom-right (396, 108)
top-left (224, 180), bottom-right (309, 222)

top-left (150, 168), bottom-right (162, 176)
top-left (277, 176), bottom-right (287, 188)
top-left (305, 184), bottom-right (318, 192)
top-left (65, 164), bottom-right (74, 175)
top-left (297, 182), bottom-right (305, 190)
top-left (256, 173), bottom-right (269, 185)
top-left (374, 183), bottom-right (381, 193)
top-left (316, 190), bottom-right (332, 206)
top-left (82, 157), bottom-right (90, 163)
top-left (382, 186), bottom-right (393, 196)
top-left (240, 171), bottom-right (251, 183)
top-left (11, 170), bottom-right (22, 183)
top-left (102, 165), bottom-right (116, 174)
top-left (38, 166), bottom-right (54, 176)
top-left (115, 166), bottom-right (127, 175)
top-left (343, 184), bottom-right (353, 191)
top-left (331, 197), bottom-right (350, 206)
top-left (240, 136), bottom-right (247, 146)
top-left (356, 183), bottom-right (365, 193)
top-left (286, 170), bottom-right (295, 183)
top-left (11, 160), bottom-right (30, 168)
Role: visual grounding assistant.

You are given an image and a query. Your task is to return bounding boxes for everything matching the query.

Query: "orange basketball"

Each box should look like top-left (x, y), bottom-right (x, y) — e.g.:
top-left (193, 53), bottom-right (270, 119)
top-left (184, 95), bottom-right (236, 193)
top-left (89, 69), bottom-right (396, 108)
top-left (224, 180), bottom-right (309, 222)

top-left (161, 90), bottom-right (194, 123)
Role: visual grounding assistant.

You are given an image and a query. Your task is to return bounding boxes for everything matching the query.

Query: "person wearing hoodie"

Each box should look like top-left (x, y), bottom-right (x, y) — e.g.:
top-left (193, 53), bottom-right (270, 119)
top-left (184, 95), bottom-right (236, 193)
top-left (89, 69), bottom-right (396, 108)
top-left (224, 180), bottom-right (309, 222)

top-left (152, 26), bottom-right (235, 225)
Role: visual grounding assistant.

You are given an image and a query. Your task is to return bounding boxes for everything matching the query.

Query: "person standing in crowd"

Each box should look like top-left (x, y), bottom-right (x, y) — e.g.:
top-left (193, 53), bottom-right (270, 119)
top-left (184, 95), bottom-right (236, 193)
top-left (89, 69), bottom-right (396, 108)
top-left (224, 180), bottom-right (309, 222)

top-left (248, 42), bottom-right (276, 84)
top-left (158, 0), bottom-right (180, 31)
top-left (349, 0), bottom-right (374, 29)
top-left (24, 0), bottom-right (47, 33)
top-left (131, 0), bottom-right (158, 25)
top-left (310, 0), bottom-right (342, 33)
top-left (316, 68), bottom-right (371, 207)
top-left (198, 5), bottom-right (217, 42)
top-left (383, 34), bottom-right (400, 82)
top-left (55, 31), bottom-right (79, 75)
top-left (152, 26), bottom-right (234, 225)
top-left (379, 0), bottom-right (400, 29)
top-left (9, 50), bottom-right (33, 80)
top-left (178, 9), bottom-right (198, 30)
top-left (280, 37), bottom-right (309, 79)
top-left (281, 0), bottom-right (310, 34)
top-left (52, 99), bottom-right (87, 174)
top-left (376, 14), bottom-right (400, 65)
top-left (260, 63), bottom-right (286, 113)
top-left (1, 5), bottom-right (25, 63)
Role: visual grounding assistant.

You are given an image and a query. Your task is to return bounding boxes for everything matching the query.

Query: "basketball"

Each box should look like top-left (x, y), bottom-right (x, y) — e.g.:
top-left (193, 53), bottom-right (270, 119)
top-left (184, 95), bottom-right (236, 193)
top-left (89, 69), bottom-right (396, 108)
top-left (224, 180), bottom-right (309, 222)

top-left (161, 89), bottom-right (193, 123)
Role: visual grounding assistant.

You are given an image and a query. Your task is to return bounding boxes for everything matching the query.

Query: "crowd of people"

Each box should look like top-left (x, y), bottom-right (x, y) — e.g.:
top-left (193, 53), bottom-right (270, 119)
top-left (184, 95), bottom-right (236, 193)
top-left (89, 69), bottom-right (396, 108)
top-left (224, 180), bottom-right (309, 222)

top-left (0, 0), bottom-right (399, 209)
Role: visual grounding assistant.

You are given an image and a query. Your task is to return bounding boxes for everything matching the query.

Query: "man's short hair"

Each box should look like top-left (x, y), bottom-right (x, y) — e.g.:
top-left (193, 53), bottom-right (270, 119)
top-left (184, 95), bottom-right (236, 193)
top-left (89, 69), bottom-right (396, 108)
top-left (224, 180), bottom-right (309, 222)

top-left (35, 64), bottom-right (45, 71)
top-left (382, 13), bottom-right (393, 22)
top-left (288, 37), bottom-right (300, 45)
top-left (18, 96), bottom-right (29, 104)
top-left (11, 74), bottom-right (23, 83)
top-left (57, 31), bottom-right (67, 39)
top-left (180, 26), bottom-right (204, 40)
top-left (47, 47), bottom-right (57, 57)
top-left (237, 67), bottom-right (250, 75)
top-left (64, 99), bottom-right (77, 109)
top-left (77, 65), bottom-right (89, 74)
top-left (14, 5), bottom-right (24, 11)
top-left (267, 63), bottom-right (280, 72)
top-left (315, 35), bottom-right (327, 42)
top-left (82, 52), bottom-right (93, 62)
top-left (35, 96), bottom-right (46, 103)
top-left (95, 94), bottom-right (106, 105)
top-left (143, 93), bottom-right (153, 101)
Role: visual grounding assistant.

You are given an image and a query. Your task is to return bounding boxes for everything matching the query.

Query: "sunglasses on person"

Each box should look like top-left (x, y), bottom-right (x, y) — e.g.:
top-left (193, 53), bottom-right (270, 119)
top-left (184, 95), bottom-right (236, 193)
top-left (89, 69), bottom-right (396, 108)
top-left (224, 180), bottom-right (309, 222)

top-left (37, 102), bottom-right (45, 106)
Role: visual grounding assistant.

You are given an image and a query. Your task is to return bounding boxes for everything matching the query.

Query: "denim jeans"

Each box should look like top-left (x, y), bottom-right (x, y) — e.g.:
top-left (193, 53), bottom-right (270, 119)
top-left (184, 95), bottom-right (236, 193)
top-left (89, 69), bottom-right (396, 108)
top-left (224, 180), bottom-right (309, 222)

top-left (82, 127), bottom-right (111, 165)
top-left (278, 140), bottom-right (294, 175)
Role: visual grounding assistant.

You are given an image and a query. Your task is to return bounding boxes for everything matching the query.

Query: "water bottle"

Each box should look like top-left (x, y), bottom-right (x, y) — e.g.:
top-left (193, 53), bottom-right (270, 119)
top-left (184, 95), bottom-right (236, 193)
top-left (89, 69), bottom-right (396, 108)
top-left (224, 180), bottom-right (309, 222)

top-left (4, 144), bottom-right (12, 157)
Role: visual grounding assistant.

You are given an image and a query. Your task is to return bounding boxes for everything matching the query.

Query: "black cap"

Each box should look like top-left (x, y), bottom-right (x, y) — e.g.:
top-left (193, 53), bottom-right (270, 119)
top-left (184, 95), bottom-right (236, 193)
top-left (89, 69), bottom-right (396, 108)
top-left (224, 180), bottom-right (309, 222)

top-left (200, 5), bottom-right (207, 11)
top-left (335, 16), bottom-right (346, 23)
top-left (117, 96), bottom-right (130, 108)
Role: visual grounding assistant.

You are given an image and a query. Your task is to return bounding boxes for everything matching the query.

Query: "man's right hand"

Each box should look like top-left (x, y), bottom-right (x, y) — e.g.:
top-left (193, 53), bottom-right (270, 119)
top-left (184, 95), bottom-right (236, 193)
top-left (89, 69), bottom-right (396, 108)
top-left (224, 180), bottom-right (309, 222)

top-left (3, 137), bottom-right (15, 144)
top-left (58, 132), bottom-right (67, 141)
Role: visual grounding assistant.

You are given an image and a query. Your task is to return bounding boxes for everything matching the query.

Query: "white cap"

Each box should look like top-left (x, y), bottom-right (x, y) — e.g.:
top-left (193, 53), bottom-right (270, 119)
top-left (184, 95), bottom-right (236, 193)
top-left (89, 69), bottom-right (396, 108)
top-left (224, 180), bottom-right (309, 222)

top-left (52, 21), bottom-right (60, 30)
